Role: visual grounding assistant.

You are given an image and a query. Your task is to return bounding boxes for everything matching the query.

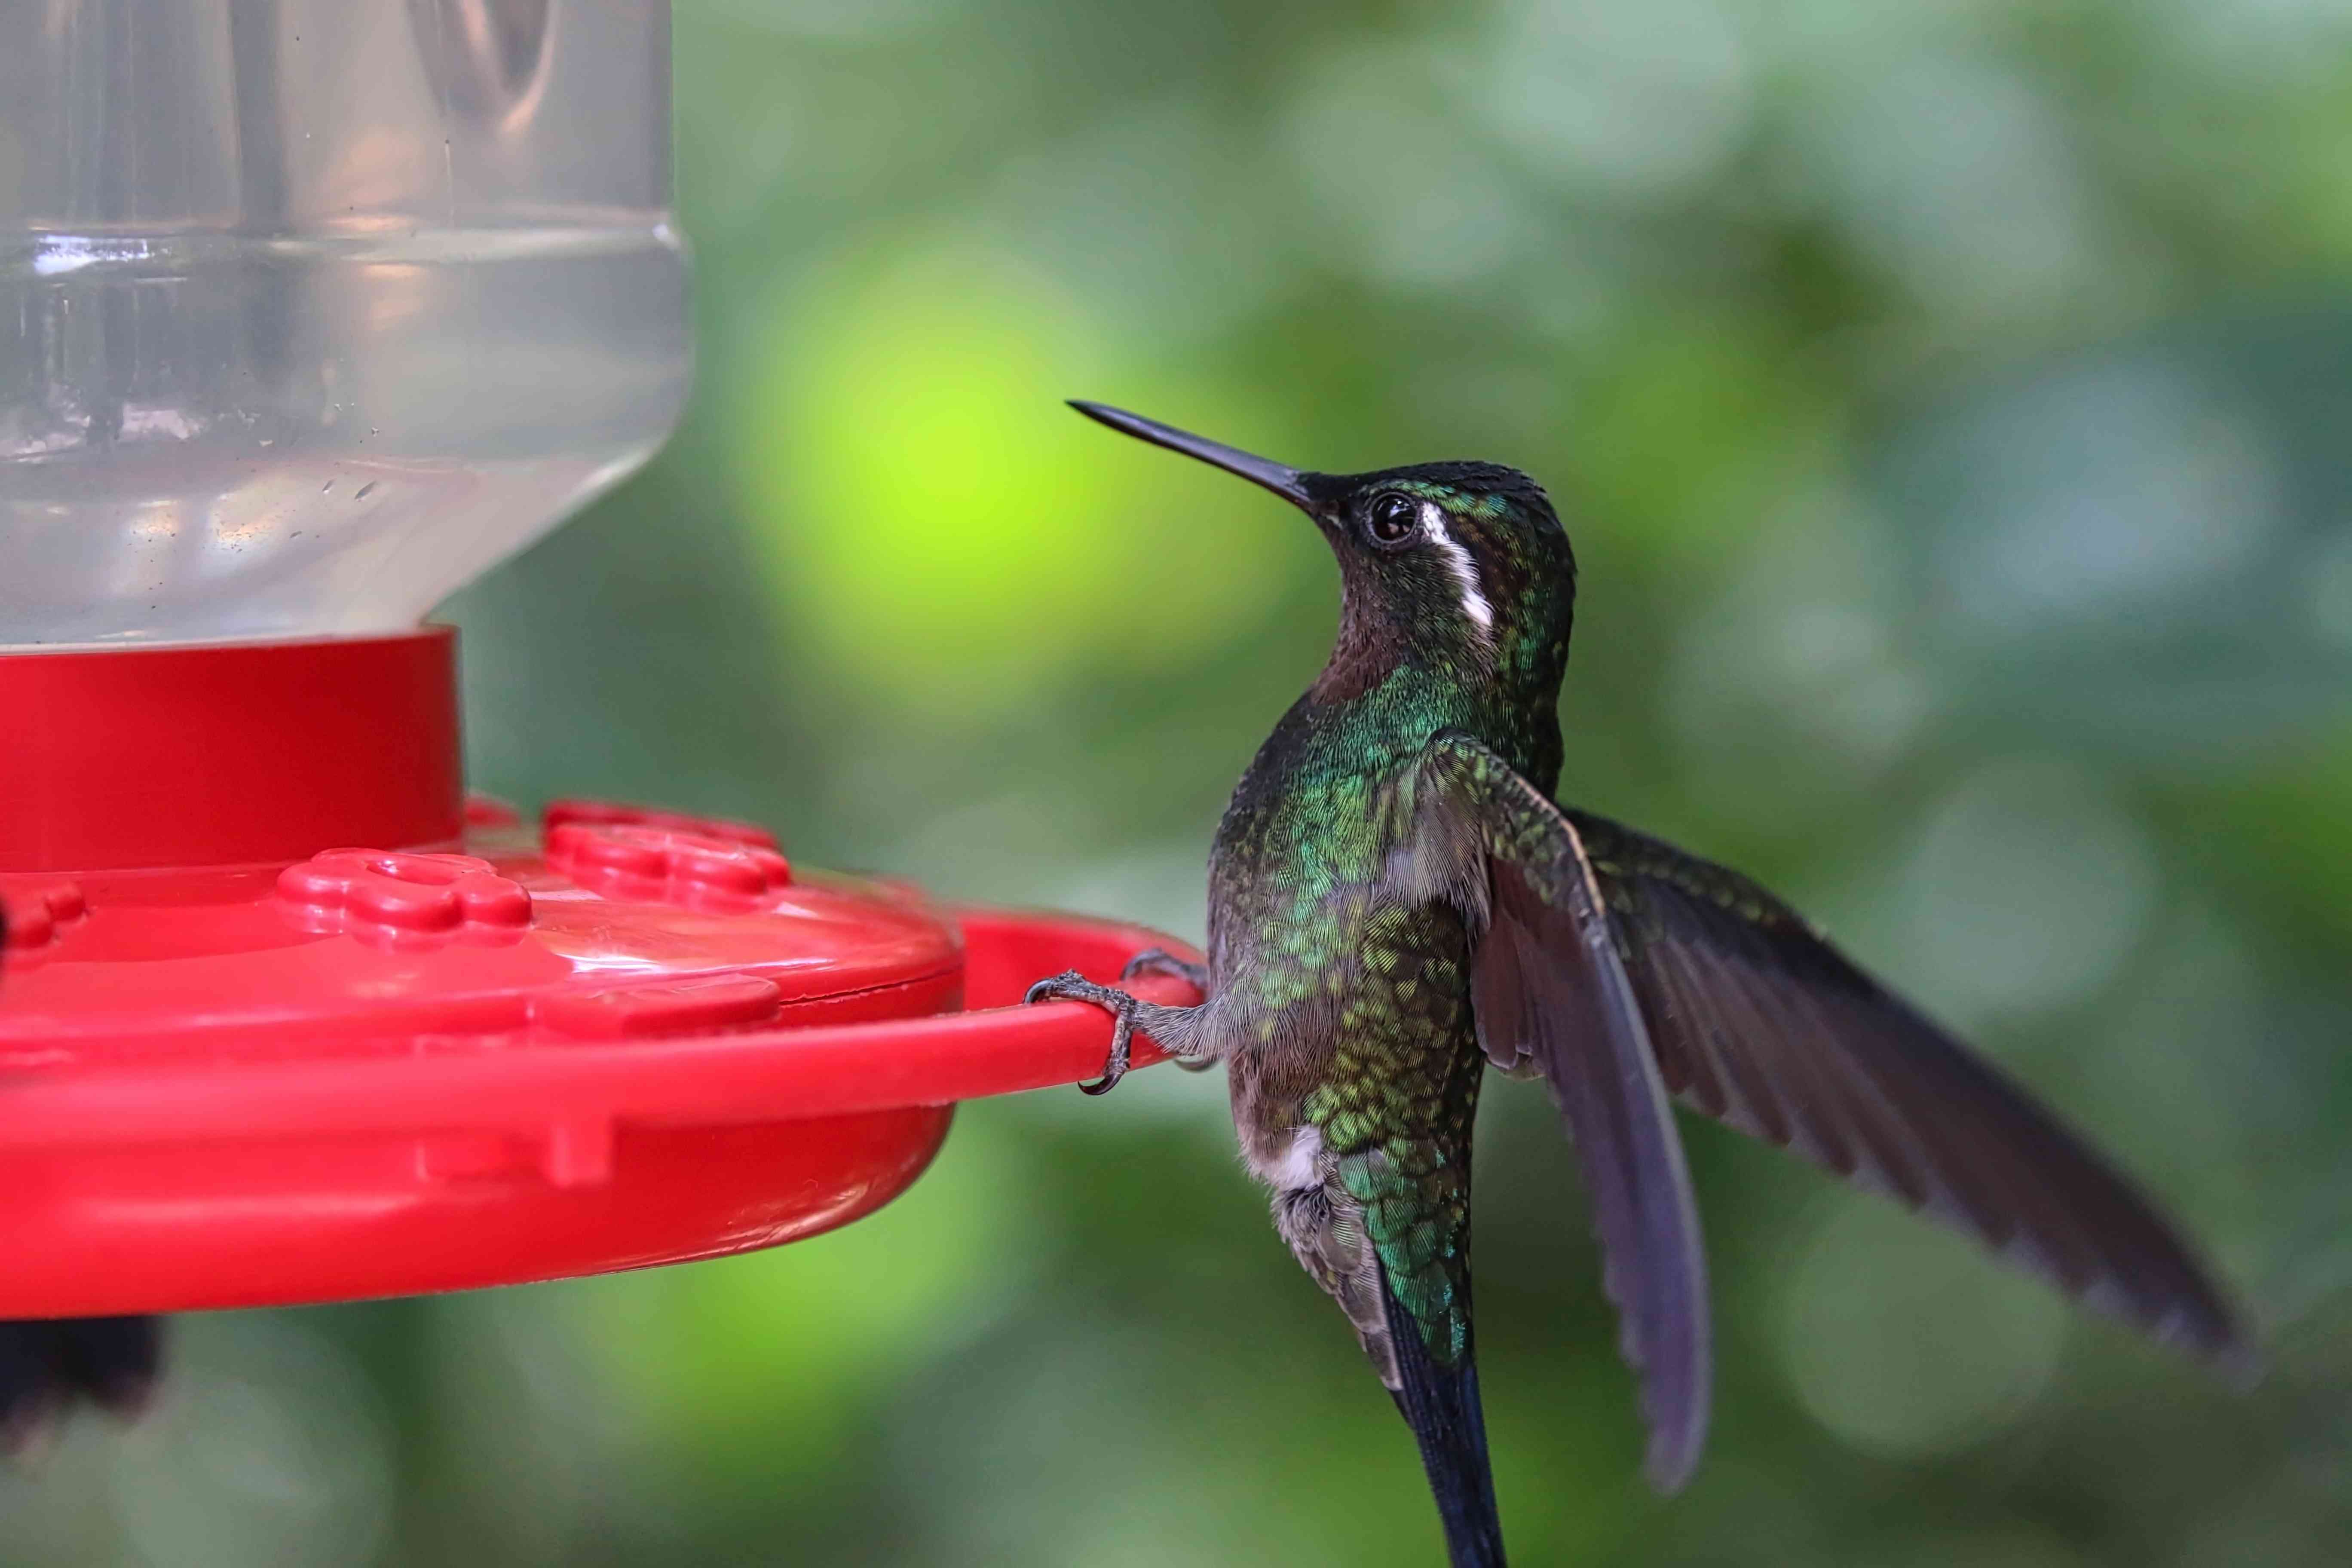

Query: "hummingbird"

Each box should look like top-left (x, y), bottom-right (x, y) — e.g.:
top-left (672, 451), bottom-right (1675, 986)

top-left (1025, 402), bottom-right (2252, 1567)
top-left (0, 908), bottom-right (162, 1449)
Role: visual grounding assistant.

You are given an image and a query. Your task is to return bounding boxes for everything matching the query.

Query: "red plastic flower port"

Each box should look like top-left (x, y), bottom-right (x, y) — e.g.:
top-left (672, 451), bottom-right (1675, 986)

top-left (545, 822), bottom-right (793, 912)
top-left (277, 848), bottom-right (534, 946)
top-left (0, 879), bottom-right (87, 952)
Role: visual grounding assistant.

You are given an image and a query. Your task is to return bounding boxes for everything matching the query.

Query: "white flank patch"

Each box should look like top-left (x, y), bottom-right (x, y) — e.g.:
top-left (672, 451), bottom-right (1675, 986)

top-left (1269, 1124), bottom-right (1324, 1190)
top-left (1420, 501), bottom-right (1495, 634)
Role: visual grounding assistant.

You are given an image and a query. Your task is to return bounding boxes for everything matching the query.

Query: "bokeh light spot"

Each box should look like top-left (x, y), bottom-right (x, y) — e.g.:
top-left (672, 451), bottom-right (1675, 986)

top-left (578, 1114), bottom-right (1030, 1479)
top-left (1896, 758), bottom-right (2156, 1023)
top-left (735, 242), bottom-right (1289, 720)
top-left (111, 1317), bottom-right (394, 1568)
top-left (1779, 1195), bottom-right (2067, 1461)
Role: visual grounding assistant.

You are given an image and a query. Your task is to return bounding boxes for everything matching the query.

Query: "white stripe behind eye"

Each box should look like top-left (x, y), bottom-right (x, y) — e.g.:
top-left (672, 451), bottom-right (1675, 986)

top-left (1419, 501), bottom-right (1495, 634)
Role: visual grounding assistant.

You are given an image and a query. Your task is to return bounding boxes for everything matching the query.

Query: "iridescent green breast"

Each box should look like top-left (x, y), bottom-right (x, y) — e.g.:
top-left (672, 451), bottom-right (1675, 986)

top-left (1305, 899), bottom-right (1485, 1359)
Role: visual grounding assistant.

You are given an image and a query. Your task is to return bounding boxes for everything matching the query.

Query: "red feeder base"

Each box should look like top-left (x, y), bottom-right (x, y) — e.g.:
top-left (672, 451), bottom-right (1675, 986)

top-left (0, 632), bottom-right (1198, 1318)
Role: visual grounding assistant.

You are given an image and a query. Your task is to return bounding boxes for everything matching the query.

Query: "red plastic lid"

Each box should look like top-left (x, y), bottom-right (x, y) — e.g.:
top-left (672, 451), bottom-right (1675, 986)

top-left (0, 631), bottom-right (463, 872)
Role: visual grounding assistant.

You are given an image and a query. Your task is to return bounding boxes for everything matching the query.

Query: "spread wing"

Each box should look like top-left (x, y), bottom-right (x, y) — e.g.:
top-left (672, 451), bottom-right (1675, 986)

top-left (1565, 808), bottom-right (2251, 1370)
top-left (1415, 733), bottom-right (1712, 1492)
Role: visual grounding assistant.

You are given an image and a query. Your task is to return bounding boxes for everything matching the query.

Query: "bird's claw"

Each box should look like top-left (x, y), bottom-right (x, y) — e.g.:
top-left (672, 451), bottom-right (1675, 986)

top-left (1022, 969), bottom-right (1085, 1008)
top-left (1023, 969), bottom-right (1139, 1095)
top-left (1119, 947), bottom-right (1210, 992)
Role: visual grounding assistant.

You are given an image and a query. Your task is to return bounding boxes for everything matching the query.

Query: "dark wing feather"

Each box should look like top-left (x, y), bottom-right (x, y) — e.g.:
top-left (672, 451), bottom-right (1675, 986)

top-left (1568, 809), bottom-right (2252, 1370)
top-left (0, 1316), bottom-right (162, 1448)
top-left (1418, 735), bottom-right (1712, 1491)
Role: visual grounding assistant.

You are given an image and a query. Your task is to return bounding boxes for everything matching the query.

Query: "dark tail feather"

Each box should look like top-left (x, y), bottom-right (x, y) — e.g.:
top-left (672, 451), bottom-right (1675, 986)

top-left (1382, 1271), bottom-right (1507, 1568)
top-left (0, 1317), bottom-right (164, 1450)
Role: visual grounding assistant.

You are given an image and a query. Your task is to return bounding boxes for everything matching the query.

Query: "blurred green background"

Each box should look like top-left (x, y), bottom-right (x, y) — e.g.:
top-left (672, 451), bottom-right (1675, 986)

top-left (10, 0), bottom-right (2352, 1563)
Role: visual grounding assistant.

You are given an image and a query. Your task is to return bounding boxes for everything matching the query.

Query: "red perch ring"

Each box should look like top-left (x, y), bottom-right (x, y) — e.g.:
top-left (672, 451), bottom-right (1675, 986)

top-left (0, 808), bottom-right (1197, 1319)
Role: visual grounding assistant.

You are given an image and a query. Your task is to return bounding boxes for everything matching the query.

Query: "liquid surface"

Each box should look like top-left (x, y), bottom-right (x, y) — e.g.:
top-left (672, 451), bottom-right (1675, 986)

top-left (0, 225), bottom-right (688, 647)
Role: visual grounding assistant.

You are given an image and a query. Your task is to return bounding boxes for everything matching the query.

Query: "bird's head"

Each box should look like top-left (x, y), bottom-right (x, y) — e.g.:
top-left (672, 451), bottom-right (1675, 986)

top-left (1070, 401), bottom-right (1576, 701)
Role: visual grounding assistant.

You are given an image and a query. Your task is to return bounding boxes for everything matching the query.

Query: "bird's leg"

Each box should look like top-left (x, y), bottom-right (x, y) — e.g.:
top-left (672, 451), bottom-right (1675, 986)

top-left (1023, 970), bottom-right (1206, 1095)
top-left (1121, 947), bottom-right (1210, 992)
top-left (1117, 950), bottom-right (1219, 1069)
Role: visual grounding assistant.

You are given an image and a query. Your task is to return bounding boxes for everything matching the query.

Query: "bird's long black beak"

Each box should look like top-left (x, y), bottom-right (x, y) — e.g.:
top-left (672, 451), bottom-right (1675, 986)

top-left (1068, 401), bottom-right (1316, 509)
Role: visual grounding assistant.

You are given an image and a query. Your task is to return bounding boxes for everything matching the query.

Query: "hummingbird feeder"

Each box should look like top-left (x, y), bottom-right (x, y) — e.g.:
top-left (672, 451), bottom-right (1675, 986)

top-left (0, 0), bottom-right (1191, 1322)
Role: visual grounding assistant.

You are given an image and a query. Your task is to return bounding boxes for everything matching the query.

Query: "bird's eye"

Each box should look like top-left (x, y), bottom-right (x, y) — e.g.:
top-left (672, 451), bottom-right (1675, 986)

top-left (1365, 494), bottom-right (1418, 548)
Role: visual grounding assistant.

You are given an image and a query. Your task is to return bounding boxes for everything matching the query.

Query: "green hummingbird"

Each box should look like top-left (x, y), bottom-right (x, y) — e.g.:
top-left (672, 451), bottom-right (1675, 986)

top-left (1026, 402), bottom-right (2251, 1567)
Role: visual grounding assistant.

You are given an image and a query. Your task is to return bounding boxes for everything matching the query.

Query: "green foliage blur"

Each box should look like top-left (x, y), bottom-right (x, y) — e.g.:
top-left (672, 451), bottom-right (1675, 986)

top-left (11, 2), bottom-right (2352, 1563)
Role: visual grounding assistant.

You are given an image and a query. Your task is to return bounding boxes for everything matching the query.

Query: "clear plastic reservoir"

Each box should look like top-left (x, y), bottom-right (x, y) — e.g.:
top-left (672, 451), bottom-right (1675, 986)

top-left (0, 1), bottom-right (689, 648)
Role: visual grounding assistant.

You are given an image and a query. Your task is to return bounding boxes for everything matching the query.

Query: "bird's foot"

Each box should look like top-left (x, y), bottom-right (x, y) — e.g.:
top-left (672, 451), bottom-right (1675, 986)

top-left (1119, 947), bottom-right (1210, 992)
top-left (1024, 971), bottom-right (1144, 1095)
top-left (1119, 951), bottom-right (1216, 1069)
